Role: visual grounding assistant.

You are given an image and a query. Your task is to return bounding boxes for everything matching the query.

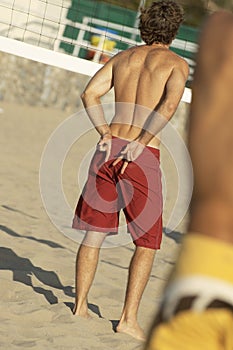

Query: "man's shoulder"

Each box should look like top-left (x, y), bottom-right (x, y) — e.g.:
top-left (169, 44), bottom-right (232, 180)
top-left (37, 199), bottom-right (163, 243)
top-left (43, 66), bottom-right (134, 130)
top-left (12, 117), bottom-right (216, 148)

top-left (168, 50), bottom-right (189, 73)
top-left (167, 49), bottom-right (187, 63)
top-left (113, 46), bottom-right (137, 57)
top-left (110, 46), bottom-right (145, 65)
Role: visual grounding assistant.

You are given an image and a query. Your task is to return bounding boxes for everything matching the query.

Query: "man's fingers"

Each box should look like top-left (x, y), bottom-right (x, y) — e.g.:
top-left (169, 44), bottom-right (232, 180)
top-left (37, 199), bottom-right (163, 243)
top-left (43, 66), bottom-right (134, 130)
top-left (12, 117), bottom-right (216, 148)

top-left (98, 138), bottom-right (105, 146)
top-left (97, 138), bottom-right (112, 155)
top-left (112, 156), bottom-right (129, 174)
top-left (120, 161), bottom-right (128, 175)
top-left (97, 141), bottom-right (106, 151)
top-left (112, 156), bottom-right (123, 167)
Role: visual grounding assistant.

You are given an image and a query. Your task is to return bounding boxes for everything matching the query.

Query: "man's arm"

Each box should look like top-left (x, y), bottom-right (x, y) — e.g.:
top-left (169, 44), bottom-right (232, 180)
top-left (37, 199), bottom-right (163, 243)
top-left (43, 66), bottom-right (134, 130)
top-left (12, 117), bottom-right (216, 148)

top-left (81, 58), bottom-right (114, 137)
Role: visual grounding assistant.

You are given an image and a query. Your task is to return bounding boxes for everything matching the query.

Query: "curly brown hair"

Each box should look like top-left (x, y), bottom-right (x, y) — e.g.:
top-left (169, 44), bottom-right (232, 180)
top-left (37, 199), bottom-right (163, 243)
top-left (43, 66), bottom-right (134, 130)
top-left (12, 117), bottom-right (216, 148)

top-left (139, 1), bottom-right (184, 45)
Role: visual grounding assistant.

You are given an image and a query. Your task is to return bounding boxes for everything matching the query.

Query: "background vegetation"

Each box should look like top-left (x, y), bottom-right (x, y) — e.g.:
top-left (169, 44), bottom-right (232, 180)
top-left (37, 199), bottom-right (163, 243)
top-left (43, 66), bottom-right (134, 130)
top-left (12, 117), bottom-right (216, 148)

top-left (99, 0), bottom-right (232, 27)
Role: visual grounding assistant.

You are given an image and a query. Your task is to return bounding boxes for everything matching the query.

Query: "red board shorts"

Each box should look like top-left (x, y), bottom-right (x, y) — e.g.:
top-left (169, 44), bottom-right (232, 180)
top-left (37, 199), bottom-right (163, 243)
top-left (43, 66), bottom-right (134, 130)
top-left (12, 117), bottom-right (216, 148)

top-left (72, 137), bottom-right (163, 249)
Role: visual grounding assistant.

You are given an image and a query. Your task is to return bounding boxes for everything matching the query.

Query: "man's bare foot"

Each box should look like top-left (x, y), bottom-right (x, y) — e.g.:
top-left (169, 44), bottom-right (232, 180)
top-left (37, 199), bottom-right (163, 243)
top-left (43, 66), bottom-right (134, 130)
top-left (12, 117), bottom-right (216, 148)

top-left (116, 320), bottom-right (146, 341)
top-left (72, 304), bottom-right (93, 319)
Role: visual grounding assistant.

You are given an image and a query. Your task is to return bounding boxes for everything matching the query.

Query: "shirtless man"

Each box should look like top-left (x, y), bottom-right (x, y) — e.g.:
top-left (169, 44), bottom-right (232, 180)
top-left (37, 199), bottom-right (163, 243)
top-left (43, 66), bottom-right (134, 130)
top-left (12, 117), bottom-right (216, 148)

top-left (145, 11), bottom-right (233, 349)
top-left (72, 1), bottom-right (189, 341)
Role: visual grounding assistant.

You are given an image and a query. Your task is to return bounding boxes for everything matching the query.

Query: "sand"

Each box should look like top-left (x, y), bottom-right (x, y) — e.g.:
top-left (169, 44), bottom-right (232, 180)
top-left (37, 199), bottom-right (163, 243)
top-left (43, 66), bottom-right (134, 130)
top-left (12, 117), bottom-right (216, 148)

top-left (0, 100), bottom-right (189, 350)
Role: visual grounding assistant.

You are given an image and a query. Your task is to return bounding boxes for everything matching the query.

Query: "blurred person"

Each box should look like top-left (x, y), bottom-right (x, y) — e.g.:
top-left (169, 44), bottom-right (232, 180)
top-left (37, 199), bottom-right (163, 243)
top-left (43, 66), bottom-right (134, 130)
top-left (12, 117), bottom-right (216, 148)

top-left (145, 10), bottom-right (233, 350)
top-left (72, 0), bottom-right (189, 341)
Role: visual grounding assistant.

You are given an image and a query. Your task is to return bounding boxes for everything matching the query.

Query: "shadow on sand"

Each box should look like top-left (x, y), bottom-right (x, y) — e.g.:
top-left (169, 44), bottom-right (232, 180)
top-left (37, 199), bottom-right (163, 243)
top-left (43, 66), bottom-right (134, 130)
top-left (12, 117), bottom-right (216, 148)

top-left (0, 246), bottom-right (74, 304)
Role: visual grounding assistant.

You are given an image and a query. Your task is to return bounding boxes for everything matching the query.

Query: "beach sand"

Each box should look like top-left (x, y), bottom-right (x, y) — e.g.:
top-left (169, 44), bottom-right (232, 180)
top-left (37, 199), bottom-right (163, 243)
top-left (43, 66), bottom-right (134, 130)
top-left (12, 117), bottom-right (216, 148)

top-left (0, 100), bottom-right (189, 349)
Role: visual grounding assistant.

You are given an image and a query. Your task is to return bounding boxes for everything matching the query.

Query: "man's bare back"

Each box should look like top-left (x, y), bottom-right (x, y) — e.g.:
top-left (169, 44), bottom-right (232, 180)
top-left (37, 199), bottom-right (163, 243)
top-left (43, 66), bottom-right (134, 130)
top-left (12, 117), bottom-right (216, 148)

top-left (110, 45), bottom-right (188, 147)
top-left (82, 44), bottom-right (189, 149)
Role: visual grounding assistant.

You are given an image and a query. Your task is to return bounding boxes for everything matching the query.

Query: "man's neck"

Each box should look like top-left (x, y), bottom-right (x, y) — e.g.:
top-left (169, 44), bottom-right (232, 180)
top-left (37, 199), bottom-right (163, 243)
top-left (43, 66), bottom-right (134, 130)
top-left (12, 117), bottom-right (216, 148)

top-left (151, 42), bottom-right (170, 49)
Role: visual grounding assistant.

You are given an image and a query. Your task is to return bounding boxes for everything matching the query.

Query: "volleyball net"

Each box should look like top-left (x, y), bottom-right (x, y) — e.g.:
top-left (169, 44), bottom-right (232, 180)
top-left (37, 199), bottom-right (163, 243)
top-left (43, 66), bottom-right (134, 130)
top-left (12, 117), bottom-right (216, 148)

top-left (0, 0), bottom-right (201, 103)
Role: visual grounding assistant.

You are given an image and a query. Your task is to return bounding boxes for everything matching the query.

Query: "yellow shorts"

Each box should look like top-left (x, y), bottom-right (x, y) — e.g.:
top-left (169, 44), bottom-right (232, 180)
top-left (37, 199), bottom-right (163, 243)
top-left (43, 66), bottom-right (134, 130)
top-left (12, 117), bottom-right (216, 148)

top-left (146, 233), bottom-right (233, 350)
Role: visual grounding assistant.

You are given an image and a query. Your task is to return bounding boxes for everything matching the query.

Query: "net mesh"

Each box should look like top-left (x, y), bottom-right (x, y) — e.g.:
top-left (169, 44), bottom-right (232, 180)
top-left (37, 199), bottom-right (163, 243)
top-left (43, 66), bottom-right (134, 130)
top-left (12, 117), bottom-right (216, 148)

top-left (0, 0), bottom-right (71, 49)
